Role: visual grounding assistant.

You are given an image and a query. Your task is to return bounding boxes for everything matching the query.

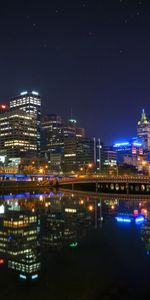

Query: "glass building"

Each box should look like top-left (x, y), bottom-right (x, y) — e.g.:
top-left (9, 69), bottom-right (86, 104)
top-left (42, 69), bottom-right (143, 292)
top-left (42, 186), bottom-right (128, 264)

top-left (0, 109), bottom-right (37, 158)
top-left (9, 91), bottom-right (41, 155)
top-left (41, 114), bottom-right (64, 171)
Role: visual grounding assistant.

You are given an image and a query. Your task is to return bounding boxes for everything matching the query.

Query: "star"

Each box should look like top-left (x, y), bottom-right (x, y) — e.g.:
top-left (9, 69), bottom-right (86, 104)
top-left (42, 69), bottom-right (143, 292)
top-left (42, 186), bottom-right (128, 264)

top-left (123, 19), bottom-right (128, 24)
top-left (88, 31), bottom-right (95, 37)
top-left (119, 48), bottom-right (128, 54)
top-left (81, 1), bottom-right (88, 8)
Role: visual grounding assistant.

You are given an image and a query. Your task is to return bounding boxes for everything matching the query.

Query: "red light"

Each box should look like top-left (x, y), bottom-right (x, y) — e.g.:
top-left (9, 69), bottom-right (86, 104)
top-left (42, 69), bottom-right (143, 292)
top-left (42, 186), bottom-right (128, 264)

top-left (1, 105), bottom-right (6, 109)
top-left (0, 259), bottom-right (4, 264)
top-left (134, 209), bottom-right (138, 216)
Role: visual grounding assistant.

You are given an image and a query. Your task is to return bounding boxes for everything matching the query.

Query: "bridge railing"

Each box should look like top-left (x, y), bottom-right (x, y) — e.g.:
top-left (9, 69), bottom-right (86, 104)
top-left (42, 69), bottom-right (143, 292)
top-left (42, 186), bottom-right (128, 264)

top-left (59, 175), bottom-right (150, 184)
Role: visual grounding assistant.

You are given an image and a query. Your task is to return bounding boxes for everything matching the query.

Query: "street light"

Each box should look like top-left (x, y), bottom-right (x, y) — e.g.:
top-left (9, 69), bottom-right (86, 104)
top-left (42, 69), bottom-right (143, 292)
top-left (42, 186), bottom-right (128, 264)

top-left (39, 168), bottom-right (43, 174)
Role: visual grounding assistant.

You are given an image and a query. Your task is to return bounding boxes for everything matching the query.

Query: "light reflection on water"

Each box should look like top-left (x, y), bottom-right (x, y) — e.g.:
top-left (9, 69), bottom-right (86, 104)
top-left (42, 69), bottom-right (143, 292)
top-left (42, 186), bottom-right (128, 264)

top-left (0, 191), bottom-right (150, 299)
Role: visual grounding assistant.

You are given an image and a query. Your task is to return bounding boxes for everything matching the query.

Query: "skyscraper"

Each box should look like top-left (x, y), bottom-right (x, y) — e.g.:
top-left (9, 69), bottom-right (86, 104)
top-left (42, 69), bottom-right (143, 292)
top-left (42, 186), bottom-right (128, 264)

top-left (137, 109), bottom-right (150, 151)
top-left (9, 91), bottom-right (41, 155)
top-left (0, 109), bottom-right (37, 159)
top-left (41, 114), bottom-right (64, 172)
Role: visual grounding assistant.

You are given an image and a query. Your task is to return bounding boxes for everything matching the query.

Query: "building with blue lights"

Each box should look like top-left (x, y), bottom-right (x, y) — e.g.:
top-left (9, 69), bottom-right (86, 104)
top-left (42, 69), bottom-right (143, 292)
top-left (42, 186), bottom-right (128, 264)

top-left (113, 137), bottom-right (143, 164)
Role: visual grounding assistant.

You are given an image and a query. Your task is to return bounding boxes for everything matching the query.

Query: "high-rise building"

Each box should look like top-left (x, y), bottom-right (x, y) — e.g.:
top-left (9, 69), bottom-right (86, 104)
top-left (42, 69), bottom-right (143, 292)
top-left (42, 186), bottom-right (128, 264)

top-left (63, 118), bottom-right (87, 172)
top-left (9, 91), bottom-right (41, 154)
top-left (63, 135), bottom-right (77, 172)
top-left (101, 146), bottom-right (117, 167)
top-left (137, 109), bottom-right (150, 151)
top-left (41, 114), bottom-right (64, 172)
top-left (0, 109), bottom-right (37, 159)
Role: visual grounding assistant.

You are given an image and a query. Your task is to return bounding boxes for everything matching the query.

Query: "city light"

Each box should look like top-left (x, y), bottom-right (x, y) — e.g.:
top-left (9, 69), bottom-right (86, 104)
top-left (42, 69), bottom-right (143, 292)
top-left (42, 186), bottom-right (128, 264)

top-left (135, 216), bottom-right (145, 223)
top-left (19, 274), bottom-right (27, 280)
top-left (31, 274), bottom-right (38, 280)
top-left (69, 242), bottom-right (78, 248)
top-left (32, 91), bottom-right (39, 95)
top-left (0, 259), bottom-right (4, 265)
top-left (113, 142), bottom-right (130, 147)
top-left (116, 217), bottom-right (131, 223)
top-left (0, 205), bottom-right (5, 214)
top-left (80, 200), bottom-right (84, 205)
top-left (20, 91), bottom-right (28, 95)
top-left (88, 205), bottom-right (94, 211)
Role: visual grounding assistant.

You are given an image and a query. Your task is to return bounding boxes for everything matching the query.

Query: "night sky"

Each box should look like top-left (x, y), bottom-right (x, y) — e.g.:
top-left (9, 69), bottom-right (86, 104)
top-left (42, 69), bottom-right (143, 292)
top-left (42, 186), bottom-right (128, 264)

top-left (0, 0), bottom-right (150, 144)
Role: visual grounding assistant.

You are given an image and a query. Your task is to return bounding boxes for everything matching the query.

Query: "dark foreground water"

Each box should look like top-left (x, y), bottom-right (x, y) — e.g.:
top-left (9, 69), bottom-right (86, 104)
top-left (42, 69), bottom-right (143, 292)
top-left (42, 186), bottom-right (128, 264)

top-left (0, 191), bottom-right (150, 300)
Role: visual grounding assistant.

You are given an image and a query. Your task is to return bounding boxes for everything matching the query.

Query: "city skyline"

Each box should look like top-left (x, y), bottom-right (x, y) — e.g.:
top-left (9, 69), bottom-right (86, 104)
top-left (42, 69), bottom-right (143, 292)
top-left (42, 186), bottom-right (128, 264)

top-left (0, 89), bottom-right (148, 145)
top-left (1, 1), bottom-right (150, 143)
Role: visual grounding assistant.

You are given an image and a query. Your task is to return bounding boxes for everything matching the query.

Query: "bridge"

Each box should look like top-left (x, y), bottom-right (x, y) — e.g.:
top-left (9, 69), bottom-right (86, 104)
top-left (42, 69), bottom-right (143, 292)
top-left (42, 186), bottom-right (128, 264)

top-left (59, 175), bottom-right (150, 199)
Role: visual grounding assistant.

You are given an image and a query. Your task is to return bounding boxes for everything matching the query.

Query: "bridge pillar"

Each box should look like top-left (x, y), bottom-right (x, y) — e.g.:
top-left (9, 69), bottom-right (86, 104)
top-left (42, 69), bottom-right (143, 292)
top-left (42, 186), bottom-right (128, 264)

top-left (126, 182), bottom-right (129, 194)
top-left (96, 182), bottom-right (98, 193)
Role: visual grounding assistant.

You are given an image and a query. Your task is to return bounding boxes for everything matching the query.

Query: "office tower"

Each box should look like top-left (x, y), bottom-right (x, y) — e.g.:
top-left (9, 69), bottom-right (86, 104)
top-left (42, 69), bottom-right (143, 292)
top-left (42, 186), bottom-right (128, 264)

top-left (101, 146), bottom-right (117, 167)
top-left (77, 137), bottom-right (95, 167)
top-left (41, 114), bottom-right (64, 172)
top-left (137, 109), bottom-right (150, 151)
top-left (0, 109), bottom-right (37, 160)
top-left (0, 206), bottom-right (40, 280)
top-left (63, 118), bottom-right (87, 172)
top-left (9, 91), bottom-right (41, 155)
top-left (63, 135), bottom-right (77, 173)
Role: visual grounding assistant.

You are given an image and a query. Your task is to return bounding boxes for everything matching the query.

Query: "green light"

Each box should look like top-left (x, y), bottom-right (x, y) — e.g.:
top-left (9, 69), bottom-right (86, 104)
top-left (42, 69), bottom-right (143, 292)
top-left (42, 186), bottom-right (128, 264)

top-left (69, 242), bottom-right (78, 248)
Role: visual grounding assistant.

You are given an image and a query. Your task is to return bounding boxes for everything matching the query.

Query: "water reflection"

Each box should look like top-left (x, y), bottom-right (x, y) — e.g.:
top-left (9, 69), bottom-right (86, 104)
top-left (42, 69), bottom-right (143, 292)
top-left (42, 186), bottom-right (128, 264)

top-left (0, 190), bottom-right (150, 286)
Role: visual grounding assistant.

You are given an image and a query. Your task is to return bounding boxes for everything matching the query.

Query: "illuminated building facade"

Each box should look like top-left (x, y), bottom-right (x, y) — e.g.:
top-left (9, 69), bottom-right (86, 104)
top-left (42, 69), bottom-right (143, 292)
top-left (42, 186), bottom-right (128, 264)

top-left (101, 146), bottom-right (117, 167)
top-left (137, 109), bottom-right (150, 151)
top-left (63, 137), bottom-right (101, 173)
top-left (9, 91), bottom-right (41, 154)
top-left (0, 109), bottom-right (37, 158)
top-left (0, 208), bottom-right (40, 279)
top-left (113, 137), bottom-right (143, 164)
top-left (63, 135), bottom-right (77, 172)
top-left (63, 118), bottom-right (96, 172)
top-left (41, 114), bottom-right (64, 171)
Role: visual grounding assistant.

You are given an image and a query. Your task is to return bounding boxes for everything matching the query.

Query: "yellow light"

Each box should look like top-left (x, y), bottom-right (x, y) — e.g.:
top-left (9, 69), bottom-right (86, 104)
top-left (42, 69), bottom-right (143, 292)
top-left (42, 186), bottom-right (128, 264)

top-left (88, 205), bottom-right (94, 211)
top-left (80, 200), bottom-right (84, 205)
top-left (88, 163), bottom-right (92, 168)
top-left (39, 168), bottom-right (43, 174)
top-left (111, 205), bottom-right (115, 210)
